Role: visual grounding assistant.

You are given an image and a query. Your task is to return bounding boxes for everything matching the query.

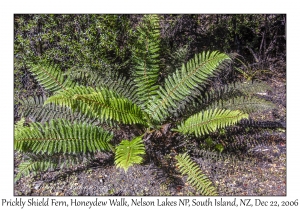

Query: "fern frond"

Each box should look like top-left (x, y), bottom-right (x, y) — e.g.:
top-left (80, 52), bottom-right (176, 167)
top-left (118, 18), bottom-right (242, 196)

top-left (75, 92), bottom-right (147, 125)
top-left (14, 160), bottom-right (56, 182)
top-left (201, 81), bottom-right (272, 107)
top-left (91, 72), bottom-right (139, 105)
top-left (14, 152), bottom-right (97, 182)
top-left (115, 136), bottom-right (145, 172)
top-left (177, 109), bottom-right (248, 137)
top-left (20, 95), bottom-right (98, 124)
top-left (147, 51), bottom-right (231, 122)
top-left (239, 118), bottom-right (285, 129)
top-left (14, 119), bottom-right (113, 155)
top-left (175, 153), bottom-right (218, 196)
top-left (210, 96), bottom-right (276, 114)
top-left (67, 68), bottom-right (140, 104)
top-left (173, 81), bottom-right (274, 118)
top-left (133, 14), bottom-right (161, 107)
top-left (27, 61), bottom-right (76, 93)
top-left (45, 86), bottom-right (147, 125)
top-left (235, 80), bottom-right (272, 95)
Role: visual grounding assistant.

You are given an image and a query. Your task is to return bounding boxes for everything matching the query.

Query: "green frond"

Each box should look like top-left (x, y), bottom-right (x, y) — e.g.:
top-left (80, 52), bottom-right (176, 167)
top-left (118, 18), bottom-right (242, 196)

top-left (27, 61), bottom-right (76, 93)
top-left (44, 86), bottom-right (95, 110)
top-left (20, 95), bottom-right (98, 124)
top-left (51, 153), bottom-right (94, 170)
top-left (224, 127), bottom-right (285, 152)
top-left (177, 109), bottom-right (248, 137)
top-left (67, 68), bottom-right (140, 104)
top-left (45, 86), bottom-right (147, 125)
top-left (115, 136), bottom-right (145, 172)
top-left (133, 14), bottom-right (161, 106)
top-left (15, 152), bottom-right (96, 182)
top-left (74, 92), bottom-right (147, 125)
top-left (201, 81), bottom-right (272, 106)
top-left (92, 72), bottom-right (139, 105)
top-left (14, 160), bottom-right (57, 182)
top-left (173, 81), bottom-right (273, 118)
top-left (147, 51), bottom-right (231, 122)
top-left (210, 96), bottom-right (276, 114)
top-left (14, 119), bottom-right (113, 155)
top-left (175, 153), bottom-right (218, 196)
top-left (239, 118), bottom-right (285, 129)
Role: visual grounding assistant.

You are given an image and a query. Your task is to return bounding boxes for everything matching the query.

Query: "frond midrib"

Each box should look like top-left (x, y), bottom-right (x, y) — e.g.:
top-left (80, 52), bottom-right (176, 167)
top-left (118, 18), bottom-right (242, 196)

top-left (133, 14), bottom-right (161, 105)
top-left (125, 144), bottom-right (133, 167)
top-left (142, 37), bottom-right (151, 102)
top-left (15, 137), bottom-right (91, 143)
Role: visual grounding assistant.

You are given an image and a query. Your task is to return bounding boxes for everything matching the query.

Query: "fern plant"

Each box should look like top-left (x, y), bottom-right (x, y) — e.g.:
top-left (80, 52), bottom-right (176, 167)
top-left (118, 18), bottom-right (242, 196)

top-left (14, 14), bottom-right (280, 195)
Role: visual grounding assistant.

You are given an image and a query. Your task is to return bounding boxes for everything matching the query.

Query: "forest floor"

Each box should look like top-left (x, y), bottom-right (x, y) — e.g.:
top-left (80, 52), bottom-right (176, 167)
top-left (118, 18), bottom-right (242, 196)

top-left (14, 72), bottom-right (286, 196)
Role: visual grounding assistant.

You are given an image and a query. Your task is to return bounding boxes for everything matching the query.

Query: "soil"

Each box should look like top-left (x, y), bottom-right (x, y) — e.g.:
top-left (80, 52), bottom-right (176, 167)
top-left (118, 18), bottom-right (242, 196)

top-left (14, 73), bottom-right (286, 196)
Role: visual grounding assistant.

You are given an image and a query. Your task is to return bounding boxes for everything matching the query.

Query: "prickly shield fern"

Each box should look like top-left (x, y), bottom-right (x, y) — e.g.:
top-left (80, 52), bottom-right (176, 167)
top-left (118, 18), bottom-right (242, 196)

top-left (15, 14), bottom-right (278, 195)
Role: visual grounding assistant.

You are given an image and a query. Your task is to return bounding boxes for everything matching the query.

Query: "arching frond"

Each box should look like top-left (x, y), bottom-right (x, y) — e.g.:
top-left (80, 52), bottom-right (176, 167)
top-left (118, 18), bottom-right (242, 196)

top-left (115, 136), bottom-right (145, 172)
top-left (147, 51), bottom-right (231, 122)
top-left (20, 95), bottom-right (98, 124)
top-left (133, 14), bottom-right (161, 107)
top-left (175, 153), bottom-right (218, 196)
top-left (67, 68), bottom-right (140, 104)
top-left (14, 119), bottom-right (113, 155)
top-left (173, 81), bottom-right (275, 118)
top-left (209, 96), bottom-right (276, 114)
top-left (176, 109), bottom-right (248, 137)
top-left (200, 81), bottom-right (272, 108)
top-left (14, 152), bottom-right (95, 182)
top-left (27, 61), bottom-right (76, 93)
top-left (14, 160), bottom-right (56, 182)
top-left (45, 86), bottom-right (147, 125)
top-left (239, 118), bottom-right (285, 129)
top-left (91, 72), bottom-right (139, 105)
